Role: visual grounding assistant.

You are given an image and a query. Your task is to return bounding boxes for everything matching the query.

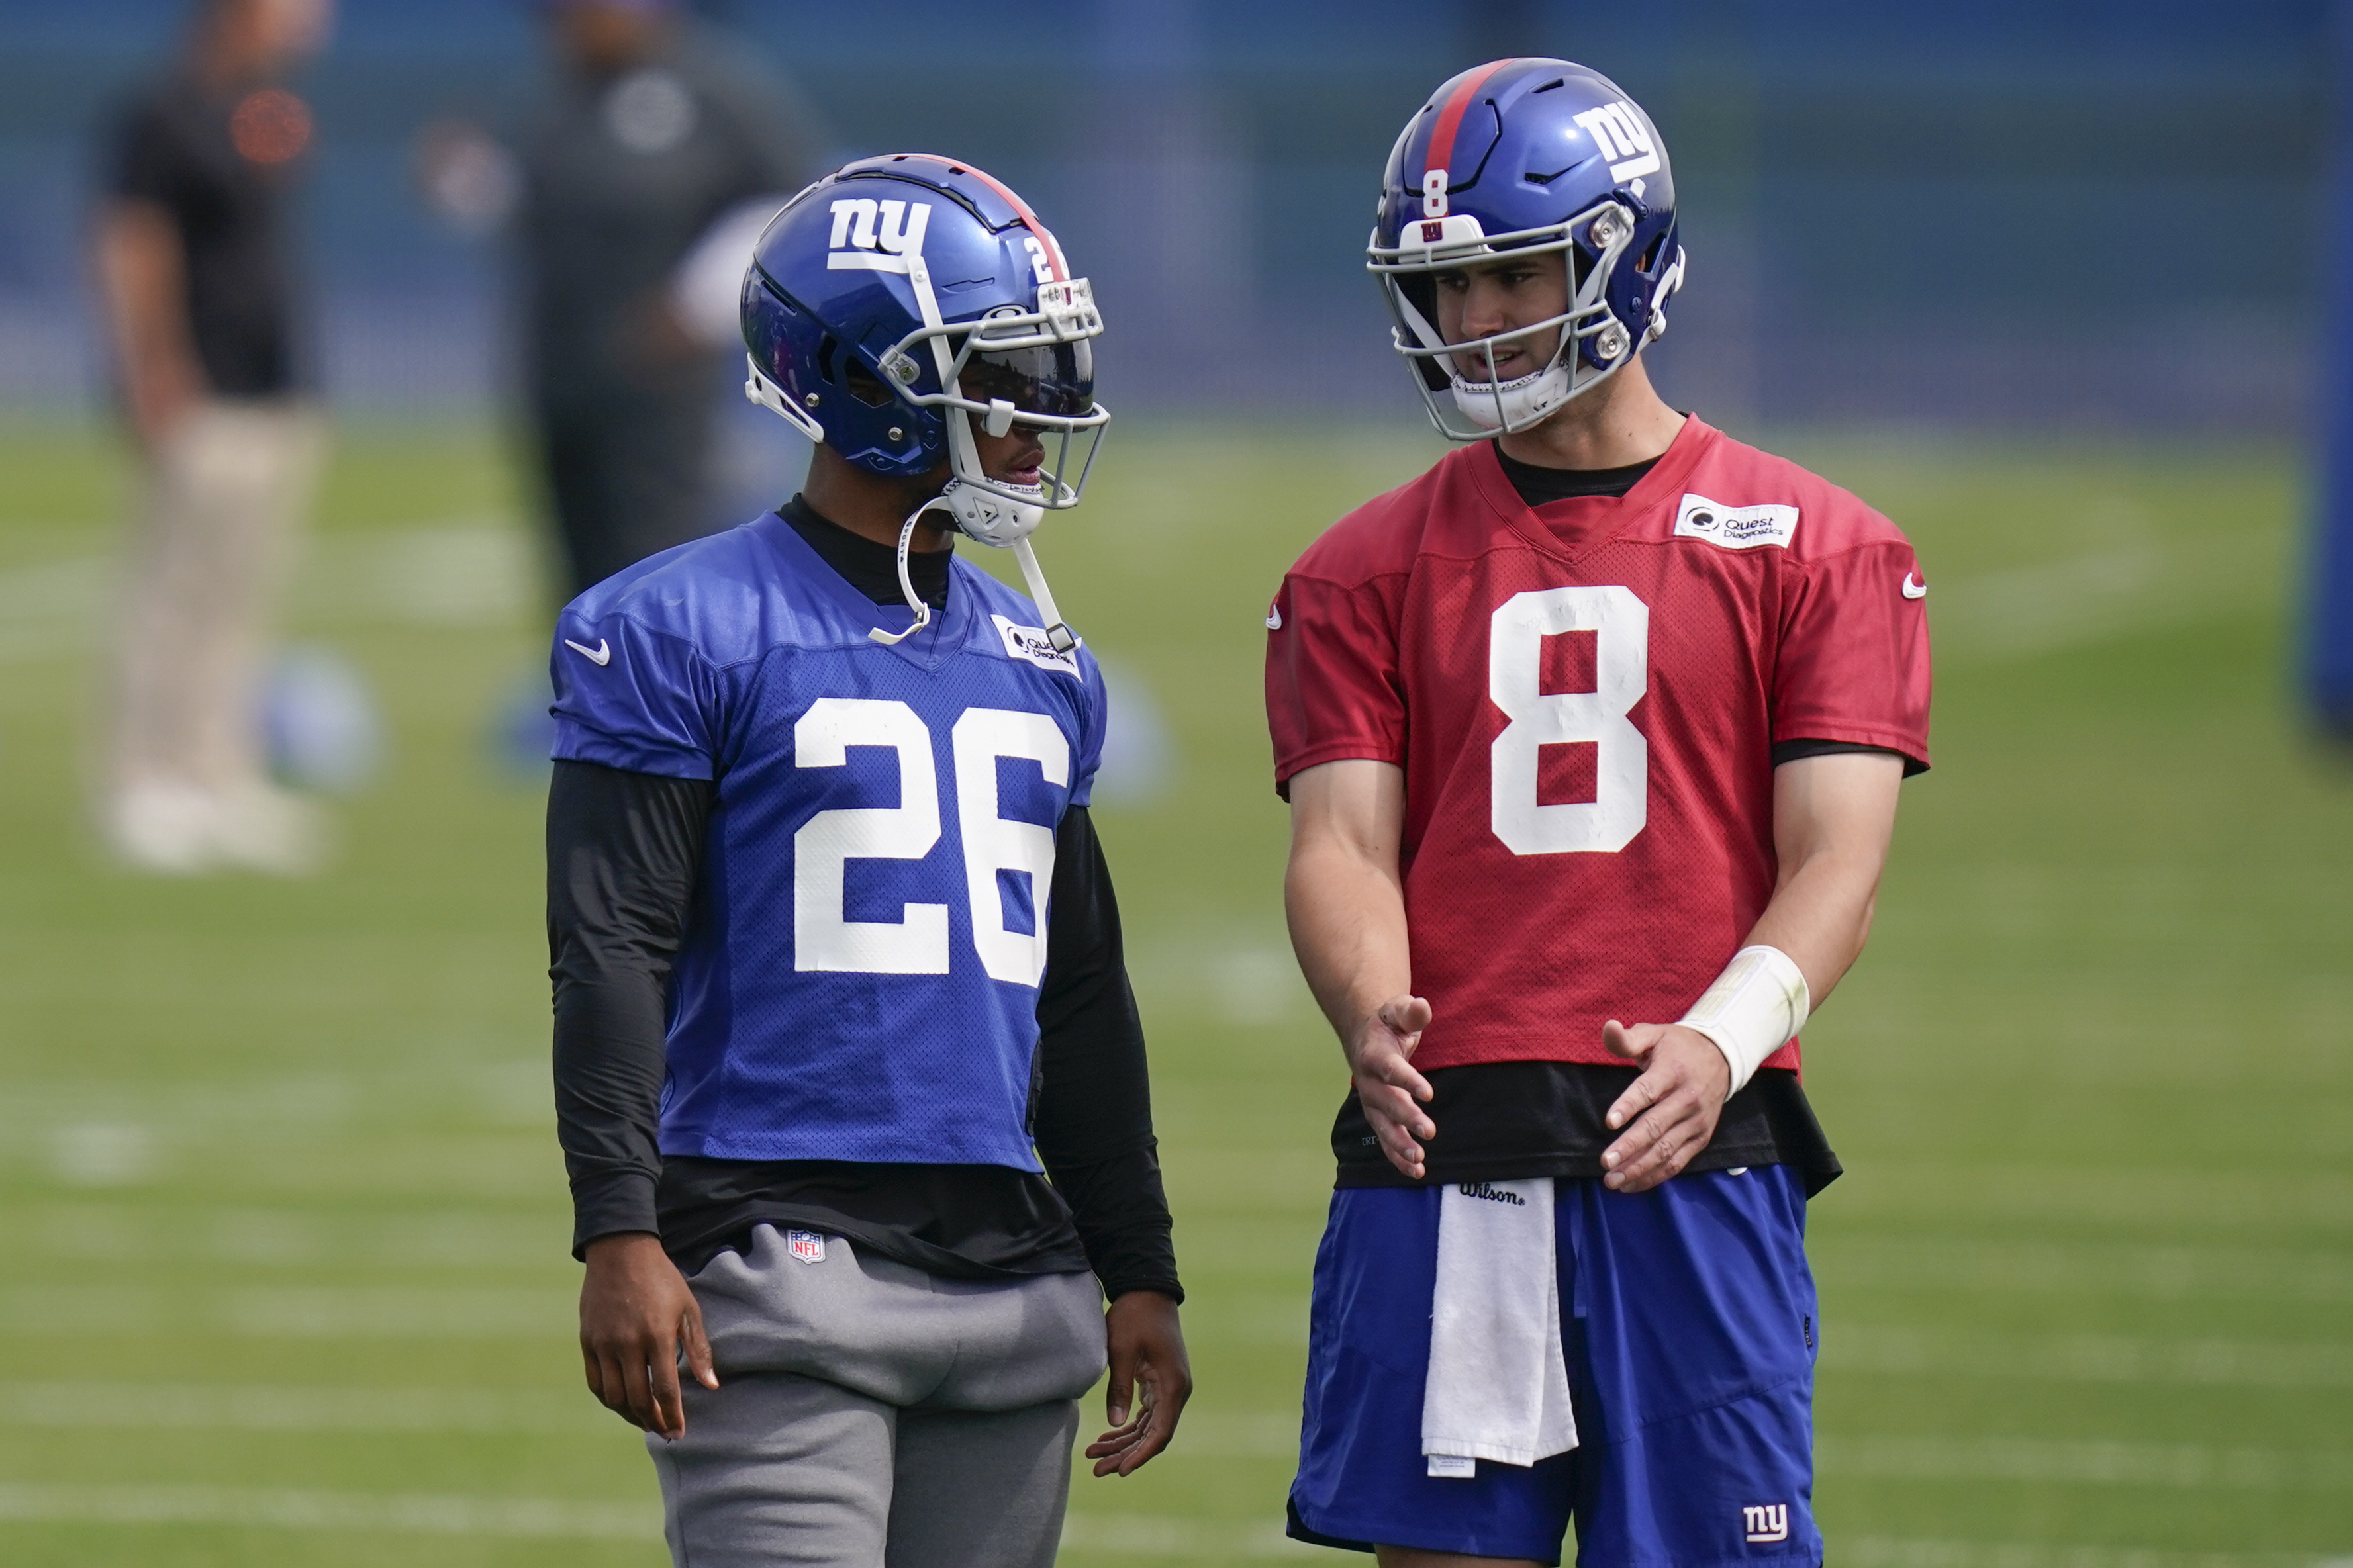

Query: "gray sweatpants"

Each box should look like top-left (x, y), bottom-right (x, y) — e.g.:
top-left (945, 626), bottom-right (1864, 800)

top-left (651, 1224), bottom-right (1107, 1568)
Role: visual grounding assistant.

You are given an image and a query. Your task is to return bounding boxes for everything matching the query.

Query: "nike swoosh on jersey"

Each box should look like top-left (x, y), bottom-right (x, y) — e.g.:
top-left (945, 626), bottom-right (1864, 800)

top-left (1901, 573), bottom-right (1928, 600)
top-left (565, 637), bottom-right (612, 665)
top-left (1265, 606), bottom-right (1283, 630)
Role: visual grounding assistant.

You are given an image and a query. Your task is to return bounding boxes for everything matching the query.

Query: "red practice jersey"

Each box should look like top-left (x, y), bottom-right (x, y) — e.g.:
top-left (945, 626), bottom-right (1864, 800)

top-left (1266, 416), bottom-right (1931, 1073)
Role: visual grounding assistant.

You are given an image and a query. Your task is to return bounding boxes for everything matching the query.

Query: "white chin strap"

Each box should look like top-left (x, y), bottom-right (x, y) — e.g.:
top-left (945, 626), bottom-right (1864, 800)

top-left (866, 484), bottom-right (1077, 655)
top-left (1451, 363), bottom-right (1573, 432)
top-left (867, 497), bottom-right (949, 647)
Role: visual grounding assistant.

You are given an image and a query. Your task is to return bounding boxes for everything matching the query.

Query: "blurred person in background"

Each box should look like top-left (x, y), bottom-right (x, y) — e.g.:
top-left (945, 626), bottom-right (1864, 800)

top-left (92, 0), bottom-right (334, 875)
top-left (422, 0), bottom-right (822, 603)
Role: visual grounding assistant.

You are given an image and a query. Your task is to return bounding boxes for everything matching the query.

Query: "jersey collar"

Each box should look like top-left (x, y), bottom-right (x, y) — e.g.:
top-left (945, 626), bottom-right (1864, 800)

top-left (1470, 413), bottom-right (1720, 563)
top-left (750, 510), bottom-right (977, 671)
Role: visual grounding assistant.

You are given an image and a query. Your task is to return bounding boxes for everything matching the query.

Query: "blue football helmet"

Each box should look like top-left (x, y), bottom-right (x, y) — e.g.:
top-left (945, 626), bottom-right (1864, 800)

top-left (1369, 60), bottom-right (1685, 439)
top-left (742, 154), bottom-right (1106, 648)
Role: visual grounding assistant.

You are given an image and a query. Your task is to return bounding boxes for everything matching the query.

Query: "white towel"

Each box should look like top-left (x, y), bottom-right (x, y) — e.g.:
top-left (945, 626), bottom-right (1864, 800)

top-left (1421, 1179), bottom-right (1578, 1477)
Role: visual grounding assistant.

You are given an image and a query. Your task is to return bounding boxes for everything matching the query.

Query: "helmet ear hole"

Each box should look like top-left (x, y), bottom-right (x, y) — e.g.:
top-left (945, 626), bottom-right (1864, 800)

top-left (1637, 234), bottom-right (1665, 275)
top-left (844, 358), bottom-right (895, 408)
top-left (814, 334), bottom-right (841, 387)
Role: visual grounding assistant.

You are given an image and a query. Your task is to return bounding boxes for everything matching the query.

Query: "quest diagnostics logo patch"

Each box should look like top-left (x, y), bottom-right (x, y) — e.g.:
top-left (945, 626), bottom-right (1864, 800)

top-left (1674, 492), bottom-right (1798, 551)
top-left (992, 614), bottom-right (1081, 677)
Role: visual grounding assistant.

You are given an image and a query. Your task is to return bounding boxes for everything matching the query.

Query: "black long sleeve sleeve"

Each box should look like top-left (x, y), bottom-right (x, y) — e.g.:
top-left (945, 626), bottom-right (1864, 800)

top-left (548, 759), bottom-right (713, 1258)
top-left (1032, 806), bottom-right (1182, 1303)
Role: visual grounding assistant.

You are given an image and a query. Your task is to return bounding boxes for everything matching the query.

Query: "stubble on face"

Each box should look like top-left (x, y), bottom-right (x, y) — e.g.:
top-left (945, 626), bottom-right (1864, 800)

top-left (1433, 250), bottom-right (1572, 385)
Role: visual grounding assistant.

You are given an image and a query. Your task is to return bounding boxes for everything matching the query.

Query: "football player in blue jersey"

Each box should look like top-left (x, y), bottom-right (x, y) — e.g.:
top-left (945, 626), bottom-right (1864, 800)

top-left (546, 154), bottom-right (1188, 1568)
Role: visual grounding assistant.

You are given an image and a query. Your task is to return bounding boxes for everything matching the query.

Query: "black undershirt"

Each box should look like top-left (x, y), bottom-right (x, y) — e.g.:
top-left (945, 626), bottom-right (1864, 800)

top-left (1337, 443), bottom-right (1887, 1196)
top-left (1332, 1064), bottom-right (1840, 1196)
top-left (779, 493), bottom-right (952, 608)
top-left (1493, 446), bottom-right (1663, 504)
top-left (549, 500), bottom-right (1179, 1300)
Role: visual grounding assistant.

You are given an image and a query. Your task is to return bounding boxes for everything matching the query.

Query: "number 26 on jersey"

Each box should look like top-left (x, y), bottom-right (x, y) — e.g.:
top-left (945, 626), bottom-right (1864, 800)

top-left (1489, 585), bottom-right (1649, 855)
top-left (792, 696), bottom-right (1063, 986)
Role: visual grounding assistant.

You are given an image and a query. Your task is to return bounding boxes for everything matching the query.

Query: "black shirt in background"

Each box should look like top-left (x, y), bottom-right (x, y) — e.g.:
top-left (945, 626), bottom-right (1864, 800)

top-left (1338, 440), bottom-right (1858, 1195)
top-left (549, 500), bottom-right (1179, 1301)
top-left (516, 23), bottom-right (820, 406)
top-left (108, 71), bottom-right (306, 398)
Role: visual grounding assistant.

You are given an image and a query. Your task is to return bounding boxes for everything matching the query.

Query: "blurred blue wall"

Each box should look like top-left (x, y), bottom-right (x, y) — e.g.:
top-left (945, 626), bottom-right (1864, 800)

top-left (0, 0), bottom-right (2329, 430)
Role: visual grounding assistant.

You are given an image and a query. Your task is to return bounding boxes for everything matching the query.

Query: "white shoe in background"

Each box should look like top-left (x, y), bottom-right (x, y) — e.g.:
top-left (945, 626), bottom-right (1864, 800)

top-left (207, 783), bottom-right (328, 876)
top-left (102, 782), bottom-right (223, 876)
top-left (101, 781), bottom-right (330, 877)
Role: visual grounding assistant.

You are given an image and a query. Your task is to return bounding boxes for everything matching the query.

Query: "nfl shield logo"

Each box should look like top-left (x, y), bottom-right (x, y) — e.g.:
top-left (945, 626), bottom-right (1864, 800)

top-left (787, 1230), bottom-right (826, 1265)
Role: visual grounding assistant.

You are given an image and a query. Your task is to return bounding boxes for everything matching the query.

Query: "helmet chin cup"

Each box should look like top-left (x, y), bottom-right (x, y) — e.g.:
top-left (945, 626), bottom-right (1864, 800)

top-left (1451, 363), bottom-right (1572, 432)
top-left (942, 478), bottom-right (1044, 547)
top-left (938, 477), bottom-right (1077, 654)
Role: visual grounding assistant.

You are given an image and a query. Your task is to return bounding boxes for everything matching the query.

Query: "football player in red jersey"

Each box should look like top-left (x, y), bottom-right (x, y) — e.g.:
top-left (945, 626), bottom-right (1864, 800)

top-left (1267, 61), bottom-right (1931, 1568)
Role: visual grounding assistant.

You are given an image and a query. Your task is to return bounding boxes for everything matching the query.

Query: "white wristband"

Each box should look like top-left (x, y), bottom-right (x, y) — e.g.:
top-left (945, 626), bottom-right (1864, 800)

top-left (1677, 945), bottom-right (1811, 1098)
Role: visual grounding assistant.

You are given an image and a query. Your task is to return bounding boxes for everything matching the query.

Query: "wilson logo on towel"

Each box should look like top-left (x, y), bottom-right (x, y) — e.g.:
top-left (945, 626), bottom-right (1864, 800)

top-left (1457, 1182), bottom-right (1526, 1206)
top-left (1743, 1504), bottom-right (1790, 1544)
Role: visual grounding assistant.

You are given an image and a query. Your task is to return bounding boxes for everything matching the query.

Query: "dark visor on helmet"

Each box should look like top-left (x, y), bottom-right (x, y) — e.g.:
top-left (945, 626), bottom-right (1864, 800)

top-left (959, 340), bottom-right (1094, 420)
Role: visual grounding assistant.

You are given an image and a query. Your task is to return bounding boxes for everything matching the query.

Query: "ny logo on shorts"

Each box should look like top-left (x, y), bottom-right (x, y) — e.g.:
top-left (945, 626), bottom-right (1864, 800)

top-left (1743, 1503), bottom-right (1790, 1544)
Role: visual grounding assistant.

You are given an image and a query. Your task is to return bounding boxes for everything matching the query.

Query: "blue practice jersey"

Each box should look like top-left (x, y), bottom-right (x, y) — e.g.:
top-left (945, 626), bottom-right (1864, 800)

top-left (550, 512), bottom-right (1108, 1170)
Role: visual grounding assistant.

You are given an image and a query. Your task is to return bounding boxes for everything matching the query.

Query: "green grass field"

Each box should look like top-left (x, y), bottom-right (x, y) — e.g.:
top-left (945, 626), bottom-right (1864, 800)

top-left (0, 416), bottom-right (2345, 1567)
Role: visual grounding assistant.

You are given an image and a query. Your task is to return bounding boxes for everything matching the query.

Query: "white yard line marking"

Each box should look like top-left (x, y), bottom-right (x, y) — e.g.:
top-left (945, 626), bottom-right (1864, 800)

top-left (1825, 1166), bottom-right (2353, 1232)
top-left (1845, 1538), bottom-right (2342, 1568)
top-left (0, 1287), bottom-right (573, 1338)
top-left (22, 1203), bottom-right (564, 1269)
top-left (0, 1383), bottom-right (599, 1434)
top-left (0, 1488), bottom-right (1329, 1555)
top-left (1825, 1326), bottom-right (2353, 1387)
top-left (0, 520), bottom-right (531, 664)
top-left (0, 1483), bottom-right (657, 1539)
top-left (1931, 533), bottom-right (2280, 660)
top-left (1818, 1437), bottom-right (2353, 1492)
top-left (1819, 1236), bottom-right (2353, 1303)
top-left (1057, 1512), bottom-right (1316, 1558)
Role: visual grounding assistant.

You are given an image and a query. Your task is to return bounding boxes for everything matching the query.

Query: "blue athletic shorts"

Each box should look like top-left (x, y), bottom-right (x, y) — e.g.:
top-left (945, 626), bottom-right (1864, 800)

top-left (1288, 1166), bottom-right (1821, 1567)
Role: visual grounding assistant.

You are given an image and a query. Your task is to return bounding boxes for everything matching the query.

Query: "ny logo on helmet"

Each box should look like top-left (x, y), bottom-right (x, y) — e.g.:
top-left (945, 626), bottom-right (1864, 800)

top-left (1573, 103), bottom-right (1660, 185)
top-left (828, 197), bottom-right (931, 271)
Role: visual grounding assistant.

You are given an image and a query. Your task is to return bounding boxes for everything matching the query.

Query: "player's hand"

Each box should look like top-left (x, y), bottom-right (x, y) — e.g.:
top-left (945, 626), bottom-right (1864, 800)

top-left (579, 1232), bottom-right (717, 1442)
top-left (1347, 994), bottom-right (1436, 1179)
top-left (1085, 1291), bottom-right (1191, 1477)
top-left (1599, 1021), bottom-right (1730, 1193)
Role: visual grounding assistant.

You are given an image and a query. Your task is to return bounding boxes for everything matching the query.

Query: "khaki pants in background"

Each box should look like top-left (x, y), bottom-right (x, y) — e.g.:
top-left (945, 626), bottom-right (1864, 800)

top-left (103, 399), bottom-right (328, 872)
